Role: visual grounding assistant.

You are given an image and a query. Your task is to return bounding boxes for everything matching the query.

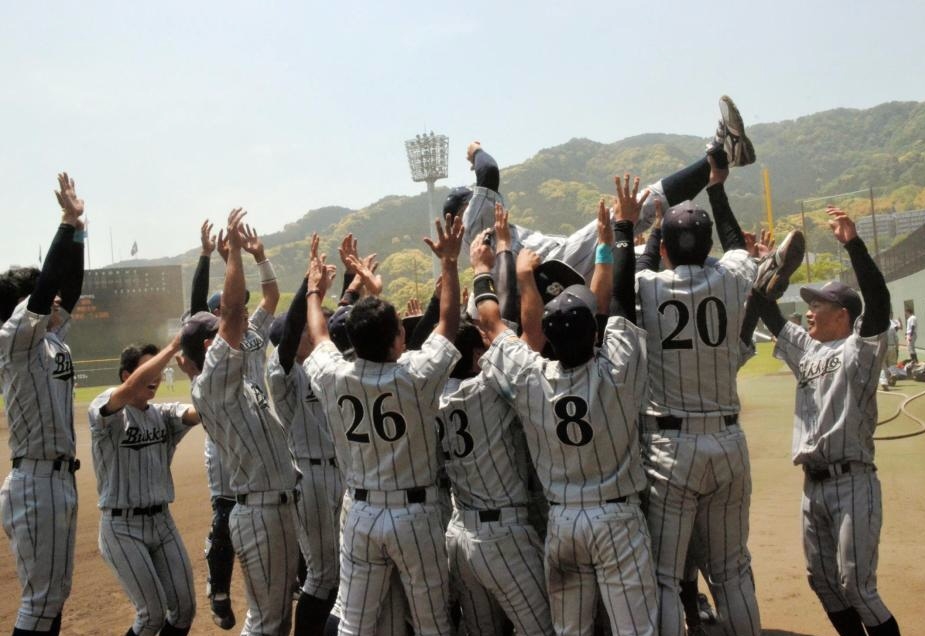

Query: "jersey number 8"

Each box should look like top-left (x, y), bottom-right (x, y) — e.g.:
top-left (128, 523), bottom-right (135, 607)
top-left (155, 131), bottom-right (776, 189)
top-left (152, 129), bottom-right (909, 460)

top-left (338, 392), bottom-right (407, 443)
top-left (554, 396), bottom-right (593, 447)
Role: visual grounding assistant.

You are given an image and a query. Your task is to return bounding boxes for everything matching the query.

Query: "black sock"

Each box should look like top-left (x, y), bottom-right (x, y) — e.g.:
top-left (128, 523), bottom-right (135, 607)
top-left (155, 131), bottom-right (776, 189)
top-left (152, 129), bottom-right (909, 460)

top-left (159, 622), bottom-right (191, 636)
top-left (124, 629), bottom-right (138, 636)
top-left (827, 608), bottom-right (866, 636)
top-left (866, 615), bottom-right (901, 636)
top-left (295, 591), bottom-right (337, 635)
top-left (679, 579), bottom-right (701, 627)
top-left (48, 615), bottom-right (61, 636)
top-left (661, 158), bottom-right (711, 207)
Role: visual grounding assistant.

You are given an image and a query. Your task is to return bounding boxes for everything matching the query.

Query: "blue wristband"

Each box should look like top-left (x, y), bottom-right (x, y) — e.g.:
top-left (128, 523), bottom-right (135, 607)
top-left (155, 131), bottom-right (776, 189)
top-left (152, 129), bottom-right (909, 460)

top-left (595, 244), bottom-right (614, 265)
top-left (74, 230), bottom-right (88, 244)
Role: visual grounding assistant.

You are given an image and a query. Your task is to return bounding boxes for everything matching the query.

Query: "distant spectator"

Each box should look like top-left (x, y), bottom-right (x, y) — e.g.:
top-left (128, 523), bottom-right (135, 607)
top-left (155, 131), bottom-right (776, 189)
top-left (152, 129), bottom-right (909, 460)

top-left (906, 307), bottom-right (918, 363)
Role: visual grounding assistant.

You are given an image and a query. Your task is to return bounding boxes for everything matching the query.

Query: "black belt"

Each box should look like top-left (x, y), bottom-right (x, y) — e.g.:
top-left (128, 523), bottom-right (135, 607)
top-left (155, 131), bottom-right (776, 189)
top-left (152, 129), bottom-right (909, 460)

top-left (804, 462), bottom-right (874, 483)
top-left (236, 491), bottom-right (299, 505)
top-left (656, 414), bottom-right (738, 430)
top-left (308, 458), bottom-right (337, 467)
top-left (548, 495), bottom-right (627, 507)
top-left (478, 509), bottom-right (501, 522)
top-left (12, 457), bottom-right (81, 473)
top-left (353, 487), bottom-right (427, 504)
top-left (111, 504), bottom-right (165, 517)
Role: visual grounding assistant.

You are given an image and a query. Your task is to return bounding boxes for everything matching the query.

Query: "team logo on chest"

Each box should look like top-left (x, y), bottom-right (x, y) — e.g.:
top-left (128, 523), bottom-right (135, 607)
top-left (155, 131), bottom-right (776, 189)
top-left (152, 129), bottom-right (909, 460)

top-left (249, 382), bottom-right (270, 409)
top-left (121, 426), bottom-right (168, 450)
top-left (52, 352), bottom-right (74, 381)
top-left (798, 354), bottom-right (842, 387)
top-left (241, 332), bottom-right (265, 353)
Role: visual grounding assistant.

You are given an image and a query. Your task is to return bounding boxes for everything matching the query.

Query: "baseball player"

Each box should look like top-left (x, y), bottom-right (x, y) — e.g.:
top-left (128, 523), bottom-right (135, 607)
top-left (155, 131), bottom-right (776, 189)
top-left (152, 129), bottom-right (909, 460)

top-left (439, 208), bottom-right (554, 635)
top-left (304, 213), bottom-right (464, 636)
top-left (88, 336), bottom-right (201, 636)
top-left (474, 180), bottom-right (657, 636)
top-left (452, 95), bottom-right (756, 282)
top-left (188, 219), bottom-right (278, 630)
top-left (179, 208), bottom-right (299, 636)
top-left (904, 307), bottom-right (917, 363)
top-left (0, 173), bottom-right (85, 636)
top-left (634, 152), bottom-right (762, 636)
top-left (266, 278), bottom-right (347, 634)
top-left (749, 207), bottom-right (902, 636)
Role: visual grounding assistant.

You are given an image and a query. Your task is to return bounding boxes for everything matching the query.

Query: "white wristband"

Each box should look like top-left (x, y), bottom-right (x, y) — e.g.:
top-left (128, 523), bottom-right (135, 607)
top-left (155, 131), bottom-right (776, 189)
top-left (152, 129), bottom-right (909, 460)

top-left (257, 259), bottom-right (276, 284)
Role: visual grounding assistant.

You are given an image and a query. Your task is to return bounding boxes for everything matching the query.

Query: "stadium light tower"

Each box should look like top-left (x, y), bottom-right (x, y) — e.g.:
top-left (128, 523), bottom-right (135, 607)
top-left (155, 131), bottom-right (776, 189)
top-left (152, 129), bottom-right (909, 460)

top-left (405, 131), bottom-right (449, 278)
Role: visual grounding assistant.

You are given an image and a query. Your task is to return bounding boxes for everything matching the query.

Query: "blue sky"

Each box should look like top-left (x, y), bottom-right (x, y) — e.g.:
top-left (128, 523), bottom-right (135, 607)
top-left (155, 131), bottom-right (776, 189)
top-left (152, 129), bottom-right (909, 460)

top-left (2, 1), bottom-right (923, 268)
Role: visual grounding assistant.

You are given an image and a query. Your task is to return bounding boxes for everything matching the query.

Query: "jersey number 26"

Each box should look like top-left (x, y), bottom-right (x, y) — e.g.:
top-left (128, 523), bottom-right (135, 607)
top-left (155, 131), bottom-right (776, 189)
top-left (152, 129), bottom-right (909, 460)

top-left (338, 392), bottom-right (407, 443)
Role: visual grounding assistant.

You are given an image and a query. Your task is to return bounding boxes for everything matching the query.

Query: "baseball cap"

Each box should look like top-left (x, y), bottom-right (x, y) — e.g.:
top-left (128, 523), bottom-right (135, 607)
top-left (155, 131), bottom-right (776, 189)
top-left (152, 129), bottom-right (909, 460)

top-left (179, 311), bottom-right (219, 360)
top-left (800, 281), bottom-right (862, 322)
top-left (268, 312), bottom-right (287, 347)
top-left (534, 260), bottom-right (586, 305)
top-left (541, 283), bottom-right (597, 344)
top-left (207, 289), bottom-right (251, 313)
top-left (443, 186), bottom-right (474, 217)
top-left (661, 201), bottom-right (713, 264)
top-left (328, 305), bottom-right (354, 354)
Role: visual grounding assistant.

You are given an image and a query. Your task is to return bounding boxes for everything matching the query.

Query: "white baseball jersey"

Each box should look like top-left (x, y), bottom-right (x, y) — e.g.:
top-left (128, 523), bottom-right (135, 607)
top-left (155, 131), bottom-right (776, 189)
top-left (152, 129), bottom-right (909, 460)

top-left (0, 299), bottom-right (76, 460)
top-left (88, 389), bottom-right (193, 508)
top-left (635, 249), bottom-right (756, 417)
top-left (438, 375), bottom-right (530, 510)
top-left (204, 307), bottom-right (272, 498)
top-left (907, 314), bottom-right (917, 342)
top-left (305, 332), bottom-right (460, 491)
top-left (266, 348), bottom-right (336, 461)
top-left (480, 317), bottom-right (649, 505)
top-left (774, 321), bottom-right (888, 466)
top-left (192, 335), bottom-right (298, 495)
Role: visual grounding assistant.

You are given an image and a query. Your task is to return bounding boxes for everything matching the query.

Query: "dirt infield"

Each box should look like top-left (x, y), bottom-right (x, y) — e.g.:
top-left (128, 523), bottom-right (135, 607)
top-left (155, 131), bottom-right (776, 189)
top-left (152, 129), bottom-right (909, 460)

top-left (1, 367), bottom-right (924, 634)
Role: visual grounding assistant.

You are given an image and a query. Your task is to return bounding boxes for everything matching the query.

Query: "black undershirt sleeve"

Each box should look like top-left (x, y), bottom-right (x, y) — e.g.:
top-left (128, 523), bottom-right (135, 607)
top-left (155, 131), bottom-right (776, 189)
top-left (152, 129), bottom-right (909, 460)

top-left (612, 221), bottom-right (637, 324)
top-left (707, 183), bottom-right (746, 252)
top-left (278, 278), bottom-right (308, 374)
top-left (28, 224), bottom-right (74, 316)
top-left (845, 237), bottom-right (890, 337)
top-left (190, 255), bottom-right (211, 314)
top-left (59, 234), bottom-right (85, 313)
top-left (473, 149), bottom-right (500, 193)
top-left (495, 250), bottom-right (518, 324)
top-left (408, 294), bottom-right (440, 350)
top-left (636, 227), bottom-right (662, 273)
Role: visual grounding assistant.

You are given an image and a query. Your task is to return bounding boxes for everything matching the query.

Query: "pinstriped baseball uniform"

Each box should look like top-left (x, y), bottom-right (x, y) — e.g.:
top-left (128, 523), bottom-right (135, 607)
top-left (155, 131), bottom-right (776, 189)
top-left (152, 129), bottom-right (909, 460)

top-left (88, 389), bottom-right (196, 635)
top-left (774, 320), bottom-right (894, 625)
top-left (635, 248), bottom-right (761, 636)
top-left (306, 333), bottom-right (460, 636)
top-left (0, 299), bottom-right (78, 633)
top-left (480, 318), bottom-right (658, 636)
top-left (267, 348), bottom-right (344, 599)
top-left (193, 334), bottom-right (300, 636)
top-left (439, 374), bottom-right (553, 635)
top-left (204, 306), bottom-right (272, 499)
top-left (462, 184), bottom-right (669, 282)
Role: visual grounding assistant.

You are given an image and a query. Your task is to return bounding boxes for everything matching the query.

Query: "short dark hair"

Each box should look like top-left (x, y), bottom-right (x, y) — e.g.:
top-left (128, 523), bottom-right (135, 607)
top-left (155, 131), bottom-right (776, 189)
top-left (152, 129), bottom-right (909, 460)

top-left (450, 321), bottom-right (484, 379)
top-left (346, 296), bottom-right (400, 362)
top-left (118, 343), bottom-right (160, 381)
top-left (0, 267), bottom-right (40, 323)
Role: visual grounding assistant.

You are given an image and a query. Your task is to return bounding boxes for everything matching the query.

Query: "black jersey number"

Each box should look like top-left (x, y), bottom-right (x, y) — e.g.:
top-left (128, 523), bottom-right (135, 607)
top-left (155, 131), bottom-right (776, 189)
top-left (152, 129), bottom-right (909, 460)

top-left (554, 396), bottom-right (593, 447)
top-left (338, 392), bottom-right (407, 444)
top-left (658, 297), bottom-right (728, 350)
top-left (437, 410), bottom-right (475, 459)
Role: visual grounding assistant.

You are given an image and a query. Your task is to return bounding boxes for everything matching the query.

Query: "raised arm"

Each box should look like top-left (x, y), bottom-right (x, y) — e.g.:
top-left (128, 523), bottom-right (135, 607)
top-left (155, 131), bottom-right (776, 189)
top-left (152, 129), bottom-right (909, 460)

top-left (467, 142), bottom-right (500, 193)
top-left (278, 277), bottom-right (308, 374)
top-left (492, 203), bottom-right (519, 324)
top-left (470, 229), bottom-right (505, 342)
top-left (60, 215), bottom-right (86, 314)
top-left (516, 250), bottom-right (545, 352)
top-left (306, 233), bottom-right (336, 348)
top-left (100, 335), bottom-right (183, 415)
top-left (636, 200), bottom-right (663, 273)
top-left (190, 219), bottom-right (215, 314)
top-left (611, 174), bottom-right (647, 324)
top-left (218, 208), bottom-right (248, 348)
top-left (423, 214), bottom-right (464, 340)
top-left (591, 198), bottom-right (614, 315)
top-left (240, 223), bottom-right (279, 315)
top-left (829, 207), bottom-right (890, 336)
top-left (705, 155), bottom-right (746, 252)
top-left (28, 173), bottom-right (84, 316)
top-left (408, 279), bottom-right (440, 350)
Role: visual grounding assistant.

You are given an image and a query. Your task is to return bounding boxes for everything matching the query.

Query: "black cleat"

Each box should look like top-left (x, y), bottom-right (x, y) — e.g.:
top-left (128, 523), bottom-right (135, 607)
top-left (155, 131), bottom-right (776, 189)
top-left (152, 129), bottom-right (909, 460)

top-left (754, 230), bottom-right (806, 300)
top-left (718, 95), bottom-right (756, 167)
top-left (210, 596), bottom-right (236, 631)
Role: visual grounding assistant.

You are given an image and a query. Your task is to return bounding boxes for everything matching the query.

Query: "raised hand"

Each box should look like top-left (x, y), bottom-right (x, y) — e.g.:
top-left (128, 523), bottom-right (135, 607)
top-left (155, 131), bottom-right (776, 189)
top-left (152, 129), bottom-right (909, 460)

top-left (614, 173), bottom-right (648, 224)
top-left (200, 220), bottom-right (216, 256)
top-left (344, 253), bottom-right (383, 296)
top-left (55, 172), bottom-right (84, 225)
top-left (494, 203), bottom-right (511, 252)
top-left (226, 208), bottom-right (247, 250)
top-left (516, 248), bottom-right (541, 276)
top-left (470, 229), bottom-right (495, 273)
top-left (826, 206), bottom-right (857, 245)
top-left (466, 141), bottom-right (482, 165)
top-left (424, 214), bottom-right (465, 263)
top-left (596, 198), bottom-right (614, 246)
top-left (239, 223), bottom-right (266, 261)
top-left (216, 229), bottom-right (230, 263)
top-left (653, 197), bottom-right (664, 229)
top-left (307, 233), bottom-right (335, 296)
top-left (338, 234), bottom-right (359, 273)
top-left (406, 298), bottom-right (423, 318)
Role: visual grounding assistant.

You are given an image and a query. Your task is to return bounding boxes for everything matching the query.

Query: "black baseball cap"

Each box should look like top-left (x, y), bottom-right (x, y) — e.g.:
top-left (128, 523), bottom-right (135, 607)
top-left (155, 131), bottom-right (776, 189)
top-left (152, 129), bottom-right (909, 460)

top-left (328, 305), bottom-right (354, 354)
top-left (443, 186), bottom-right (474, 217)
top-left (179, 311), bottom-right (219, 367)
top-left (534, 260), bottom-right (586, 305)
top-left (800, 282), bottom-right (862, 322)
top-left (662, 201), bottom-right (713, 264)
top-left (541, 284), bottom-right (597, 345)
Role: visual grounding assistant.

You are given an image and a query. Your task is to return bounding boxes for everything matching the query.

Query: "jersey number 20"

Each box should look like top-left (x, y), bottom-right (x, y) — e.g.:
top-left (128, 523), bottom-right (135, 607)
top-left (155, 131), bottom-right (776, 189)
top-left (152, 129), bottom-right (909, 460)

top-left (338, 393), bottom-right (407, 443)
top-left (658, 297), bottom-right (728, 350)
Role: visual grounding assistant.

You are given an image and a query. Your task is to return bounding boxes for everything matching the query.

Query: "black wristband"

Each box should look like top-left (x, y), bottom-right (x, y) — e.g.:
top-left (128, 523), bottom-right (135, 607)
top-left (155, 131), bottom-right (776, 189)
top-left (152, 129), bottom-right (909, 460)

top-left (473, 273), bottom-right (498, 305)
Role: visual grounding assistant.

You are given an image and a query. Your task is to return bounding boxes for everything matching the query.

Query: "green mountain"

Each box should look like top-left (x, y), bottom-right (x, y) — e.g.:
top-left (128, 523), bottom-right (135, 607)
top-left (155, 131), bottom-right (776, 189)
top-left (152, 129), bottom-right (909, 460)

top-left (124, 100), bottom-right (925, 308)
